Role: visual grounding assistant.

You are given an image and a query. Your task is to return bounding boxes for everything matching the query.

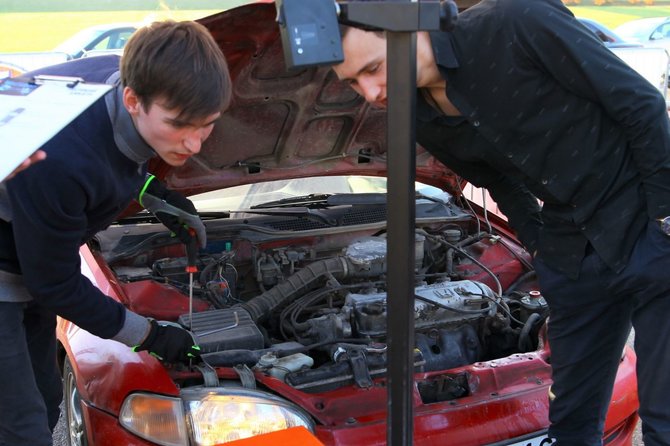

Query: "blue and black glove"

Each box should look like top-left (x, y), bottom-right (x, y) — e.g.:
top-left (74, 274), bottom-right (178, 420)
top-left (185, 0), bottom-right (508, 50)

top-left (133, 319), bottom-right (201, 363)
top-left (138, 175), bottom-right (207, 248)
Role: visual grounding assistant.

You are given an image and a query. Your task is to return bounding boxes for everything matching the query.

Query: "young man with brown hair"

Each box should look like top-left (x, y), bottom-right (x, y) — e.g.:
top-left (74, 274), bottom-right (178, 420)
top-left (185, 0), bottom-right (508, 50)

top-left (333, 0), bottom-right (670, 444)
top-left (0, 20), bottom-right (231, 445)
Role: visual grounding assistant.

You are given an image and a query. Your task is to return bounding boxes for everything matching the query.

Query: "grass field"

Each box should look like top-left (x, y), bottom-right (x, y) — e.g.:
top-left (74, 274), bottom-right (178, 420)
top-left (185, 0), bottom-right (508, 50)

top-left (572, 5), bottom-right (670, 27)
top-left (2, 4), bottom-right (670, 53)
top-left (0, 3), bottom-right (248, 52)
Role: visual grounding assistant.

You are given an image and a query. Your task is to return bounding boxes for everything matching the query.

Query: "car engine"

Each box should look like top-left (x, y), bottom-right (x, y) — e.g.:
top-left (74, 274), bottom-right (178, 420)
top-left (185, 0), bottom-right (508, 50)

top-left (99, 192), bottom-right (546, 393)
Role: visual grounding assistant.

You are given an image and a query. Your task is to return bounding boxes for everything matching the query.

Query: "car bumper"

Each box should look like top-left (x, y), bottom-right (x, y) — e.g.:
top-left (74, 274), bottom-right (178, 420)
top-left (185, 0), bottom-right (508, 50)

top-left (314, 347), bottom-right (638, 446)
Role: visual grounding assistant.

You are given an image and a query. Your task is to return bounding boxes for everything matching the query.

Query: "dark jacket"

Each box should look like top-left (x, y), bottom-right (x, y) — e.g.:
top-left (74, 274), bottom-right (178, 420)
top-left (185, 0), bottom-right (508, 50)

top-left (0, 56), bottom-right (153, 338)
top-left (417, 0), bottom-right (670, 278)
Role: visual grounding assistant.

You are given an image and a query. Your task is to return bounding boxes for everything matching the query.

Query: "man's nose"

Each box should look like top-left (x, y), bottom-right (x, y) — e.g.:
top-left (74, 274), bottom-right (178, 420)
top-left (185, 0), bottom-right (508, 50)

top-left (183, 130), bottom-right (204, 154)
top-left (358, 79), bottom-right (382, 104)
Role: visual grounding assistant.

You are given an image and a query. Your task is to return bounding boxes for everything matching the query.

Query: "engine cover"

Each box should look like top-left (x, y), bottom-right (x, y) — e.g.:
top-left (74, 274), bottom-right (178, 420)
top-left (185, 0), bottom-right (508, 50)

top-left (345, 280), bottom-right (496, 337)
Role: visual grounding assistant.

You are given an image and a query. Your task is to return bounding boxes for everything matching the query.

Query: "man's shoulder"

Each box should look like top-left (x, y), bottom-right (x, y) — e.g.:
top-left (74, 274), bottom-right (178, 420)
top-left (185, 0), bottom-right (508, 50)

top-left (457, 0), bottom-right (569, 37)
top-left (461, 0), bottom-right (561, 20)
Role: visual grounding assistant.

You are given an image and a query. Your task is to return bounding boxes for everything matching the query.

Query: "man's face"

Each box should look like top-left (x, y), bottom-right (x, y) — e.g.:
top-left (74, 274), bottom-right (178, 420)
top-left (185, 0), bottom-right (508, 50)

top-left (123, 87), bottom-right (221, 166)
top-left (333, 28), bottom-right (388, 108)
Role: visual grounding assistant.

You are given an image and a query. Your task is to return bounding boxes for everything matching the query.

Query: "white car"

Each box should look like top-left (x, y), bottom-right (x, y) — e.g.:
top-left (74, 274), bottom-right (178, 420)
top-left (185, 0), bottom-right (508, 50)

top-left (0, 23), bottom-right (137, 76)
top-left (615, 16), bottom-right (670, 51)
top-left (52, 23), bottom-right (138, 59)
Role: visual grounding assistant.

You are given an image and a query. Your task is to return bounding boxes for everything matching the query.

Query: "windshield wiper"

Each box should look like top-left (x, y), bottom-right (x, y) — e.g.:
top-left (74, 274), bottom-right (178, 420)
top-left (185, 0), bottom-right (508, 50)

top-left (250, 191), bottom-right (447, 210)
top-left (232, 207), bottom-right (337, 226)
top-left (250, 193), bottom-right (332, 209)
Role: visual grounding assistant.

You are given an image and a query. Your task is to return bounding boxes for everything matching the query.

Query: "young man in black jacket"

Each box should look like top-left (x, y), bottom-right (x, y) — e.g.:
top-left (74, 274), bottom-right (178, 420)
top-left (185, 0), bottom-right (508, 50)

top-left (333, 0), bottom-right (670, 444)
top-left (0, 21), bottom-right (231, 445)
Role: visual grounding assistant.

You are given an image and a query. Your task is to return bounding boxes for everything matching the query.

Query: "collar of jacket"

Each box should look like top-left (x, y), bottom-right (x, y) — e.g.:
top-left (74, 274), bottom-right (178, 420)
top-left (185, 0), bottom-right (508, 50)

top-left (104, 72), bottom-right (155, 165)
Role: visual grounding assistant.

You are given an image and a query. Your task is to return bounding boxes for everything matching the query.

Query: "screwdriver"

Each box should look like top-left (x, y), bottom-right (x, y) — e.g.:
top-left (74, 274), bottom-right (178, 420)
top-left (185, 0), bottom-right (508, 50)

top-left (185, 228), bottom-right (199, 331)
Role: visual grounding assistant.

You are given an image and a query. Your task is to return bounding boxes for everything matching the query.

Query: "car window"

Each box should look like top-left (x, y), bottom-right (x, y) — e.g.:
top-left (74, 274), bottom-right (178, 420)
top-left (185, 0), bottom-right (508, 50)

top-left (110, 30), bottom-right (134, 50)
top-left (91, 35), bottom-right (113, 51)
top-left (660, 22), bottom-right (670, 39)
top-left (91, 30), bottom-right (134, 51)
top-left (53, 28), bottom-right (105, 54)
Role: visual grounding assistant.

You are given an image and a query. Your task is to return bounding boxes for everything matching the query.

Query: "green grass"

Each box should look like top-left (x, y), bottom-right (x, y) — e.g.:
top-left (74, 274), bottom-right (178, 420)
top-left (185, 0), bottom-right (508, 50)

top-left (0, 2), bottom-right (250, 52)
top-left (2, 4), bottom-right (670, 53)
top-left (570, 5), bottom-right (670, 28)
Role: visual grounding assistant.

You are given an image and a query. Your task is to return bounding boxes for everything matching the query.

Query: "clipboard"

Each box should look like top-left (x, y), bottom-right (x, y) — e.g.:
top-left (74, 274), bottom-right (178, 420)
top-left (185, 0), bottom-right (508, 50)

top-left (0, 75), bottom-right (113, 181)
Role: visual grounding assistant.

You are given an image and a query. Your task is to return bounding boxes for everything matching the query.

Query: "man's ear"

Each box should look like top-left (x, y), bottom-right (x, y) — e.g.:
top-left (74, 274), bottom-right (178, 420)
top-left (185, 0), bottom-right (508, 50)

top-left (123, 86), bottom-right (141, 116)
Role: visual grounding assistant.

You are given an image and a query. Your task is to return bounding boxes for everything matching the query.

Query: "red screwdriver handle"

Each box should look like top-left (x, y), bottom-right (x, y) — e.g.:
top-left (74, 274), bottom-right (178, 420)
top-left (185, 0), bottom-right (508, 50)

top-left (185, 228), bottom-right (198, 273)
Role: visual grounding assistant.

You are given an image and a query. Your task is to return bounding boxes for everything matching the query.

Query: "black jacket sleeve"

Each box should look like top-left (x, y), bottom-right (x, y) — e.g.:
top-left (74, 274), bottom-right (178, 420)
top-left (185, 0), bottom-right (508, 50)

top-left (6, 153), bottom-right (127, 339)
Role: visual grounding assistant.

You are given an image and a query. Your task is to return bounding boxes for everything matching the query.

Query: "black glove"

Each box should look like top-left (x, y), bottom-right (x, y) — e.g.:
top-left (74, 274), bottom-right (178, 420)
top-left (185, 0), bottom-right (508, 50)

top-left (139, 175), bottom-right (207, 248)
top-left (133, 319), bottom-right (201, 363)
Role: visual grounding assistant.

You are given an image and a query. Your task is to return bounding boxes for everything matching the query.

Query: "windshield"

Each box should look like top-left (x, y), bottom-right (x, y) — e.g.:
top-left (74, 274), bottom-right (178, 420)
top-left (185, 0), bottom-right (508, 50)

top-left (190, 175), bottom-right (449, 212)
top-left (53, 28), bottom-right (106, 55)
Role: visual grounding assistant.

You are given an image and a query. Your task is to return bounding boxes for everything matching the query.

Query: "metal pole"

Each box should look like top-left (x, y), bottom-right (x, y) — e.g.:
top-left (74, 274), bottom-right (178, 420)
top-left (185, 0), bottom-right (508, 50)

top-left (385, 30), bottom-right (417, 446)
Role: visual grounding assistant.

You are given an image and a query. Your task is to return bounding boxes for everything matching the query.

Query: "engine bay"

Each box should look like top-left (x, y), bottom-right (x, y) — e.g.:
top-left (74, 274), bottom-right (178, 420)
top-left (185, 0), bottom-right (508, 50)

top-left (96, 191), bottom-right (546, 393)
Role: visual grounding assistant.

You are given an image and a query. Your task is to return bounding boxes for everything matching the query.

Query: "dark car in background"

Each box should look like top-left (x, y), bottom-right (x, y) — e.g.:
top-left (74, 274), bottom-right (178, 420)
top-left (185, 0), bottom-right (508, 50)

top-left (55, 2), bottom-right (640, 445)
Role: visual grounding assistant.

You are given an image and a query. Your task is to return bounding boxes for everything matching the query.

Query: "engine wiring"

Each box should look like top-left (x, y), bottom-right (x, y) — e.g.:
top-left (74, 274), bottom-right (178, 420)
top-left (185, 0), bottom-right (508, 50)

top-left (416, 228), bottom-right (503, 296)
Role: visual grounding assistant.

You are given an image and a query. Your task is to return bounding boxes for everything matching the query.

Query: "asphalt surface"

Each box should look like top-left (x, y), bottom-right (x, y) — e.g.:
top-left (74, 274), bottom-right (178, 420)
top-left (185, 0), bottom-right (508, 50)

top-left (52, 402), bottom-right (65, 445)
top-left (52, 332), bottom-right (644, 445)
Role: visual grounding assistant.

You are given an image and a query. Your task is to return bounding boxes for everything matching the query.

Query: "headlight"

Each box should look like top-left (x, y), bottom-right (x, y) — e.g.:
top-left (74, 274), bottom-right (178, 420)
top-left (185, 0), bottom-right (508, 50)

top-left (119, 393), bottom-right (188, 446)
top-left (182, 387), bottom-right (315, 445)
top-left (119, 387), bottom-right (315, 446)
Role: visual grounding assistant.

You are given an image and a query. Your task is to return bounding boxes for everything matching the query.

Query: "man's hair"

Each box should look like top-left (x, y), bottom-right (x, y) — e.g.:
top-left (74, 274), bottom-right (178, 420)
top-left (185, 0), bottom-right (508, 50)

top-left (338, 0), bottom-right (385, 39)
top-left (120, 20), bottom-right (232, 121)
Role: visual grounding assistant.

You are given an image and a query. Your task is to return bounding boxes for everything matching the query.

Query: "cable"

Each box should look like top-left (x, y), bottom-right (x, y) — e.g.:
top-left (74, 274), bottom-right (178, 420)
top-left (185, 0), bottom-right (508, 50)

top-left (465, 291), bottom-right (525, 326)
top-left (481, 188), bottom-right (493, 233)
top-left (518, 312), bottom-right (542, 352)
top-left (456, 179), bottom-right (481, 236)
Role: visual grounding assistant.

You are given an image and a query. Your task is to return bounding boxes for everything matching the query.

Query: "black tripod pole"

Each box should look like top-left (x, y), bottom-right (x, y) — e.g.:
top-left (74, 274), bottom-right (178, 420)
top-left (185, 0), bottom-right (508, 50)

top-left (385, 30), bottom-right (417, 446)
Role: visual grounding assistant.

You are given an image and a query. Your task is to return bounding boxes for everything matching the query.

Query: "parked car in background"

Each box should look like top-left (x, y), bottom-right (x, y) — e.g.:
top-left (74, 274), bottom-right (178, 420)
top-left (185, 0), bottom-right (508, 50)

top-left (614, 16), bottom-right (670, 51)
top-left (0, 23), bottom-right (137, 76)
top-left (579, 17), bottom-right (670, 100)
top-left (52, 3), bottom-right (640, 446)
top-left (577, 17), bottom-right (642, 48)
top-left (52, 22), bottom-right (138, 60)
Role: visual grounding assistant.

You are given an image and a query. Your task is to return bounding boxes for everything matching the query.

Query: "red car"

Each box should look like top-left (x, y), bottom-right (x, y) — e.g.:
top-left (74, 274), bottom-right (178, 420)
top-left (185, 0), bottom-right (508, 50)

top-left (56, 2), bottom-right (639, 445)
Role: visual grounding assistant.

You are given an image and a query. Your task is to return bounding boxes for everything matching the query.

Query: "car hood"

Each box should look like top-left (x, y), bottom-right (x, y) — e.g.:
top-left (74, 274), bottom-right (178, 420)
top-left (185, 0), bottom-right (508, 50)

top-left (146, 2), bottom-right (463, 199)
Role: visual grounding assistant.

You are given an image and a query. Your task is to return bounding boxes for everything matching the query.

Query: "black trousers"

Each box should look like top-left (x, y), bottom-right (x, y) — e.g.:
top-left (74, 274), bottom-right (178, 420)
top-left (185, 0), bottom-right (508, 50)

top-left (534, 220), bottom-right (670, 446)
top-left (0, 302), bottom-right (61, 446)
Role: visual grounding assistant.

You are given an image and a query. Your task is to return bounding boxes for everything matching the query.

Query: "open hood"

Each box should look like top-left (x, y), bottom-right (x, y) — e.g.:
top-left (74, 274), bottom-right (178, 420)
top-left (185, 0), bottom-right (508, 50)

top-left (147, 2), bottom-right (462, 198)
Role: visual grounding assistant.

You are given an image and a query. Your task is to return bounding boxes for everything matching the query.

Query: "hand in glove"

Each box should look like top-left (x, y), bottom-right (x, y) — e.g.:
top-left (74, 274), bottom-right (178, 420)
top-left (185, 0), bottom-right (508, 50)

top-left (133, 319), bottom-right (201, 363)
top-left (139, 175), bottom-right (207, 248)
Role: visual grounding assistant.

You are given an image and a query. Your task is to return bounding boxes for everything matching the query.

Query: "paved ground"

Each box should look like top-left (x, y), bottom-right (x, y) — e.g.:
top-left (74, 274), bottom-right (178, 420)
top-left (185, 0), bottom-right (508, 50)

top-left (53, 403), bottom-right (65, 445)
top-left (634, 421), bottom-right (643, 445)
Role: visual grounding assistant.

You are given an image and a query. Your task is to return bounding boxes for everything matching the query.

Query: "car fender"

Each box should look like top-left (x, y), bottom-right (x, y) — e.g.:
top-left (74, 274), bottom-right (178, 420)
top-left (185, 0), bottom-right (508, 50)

top-left (58, 317), bottom-right (179, 415)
